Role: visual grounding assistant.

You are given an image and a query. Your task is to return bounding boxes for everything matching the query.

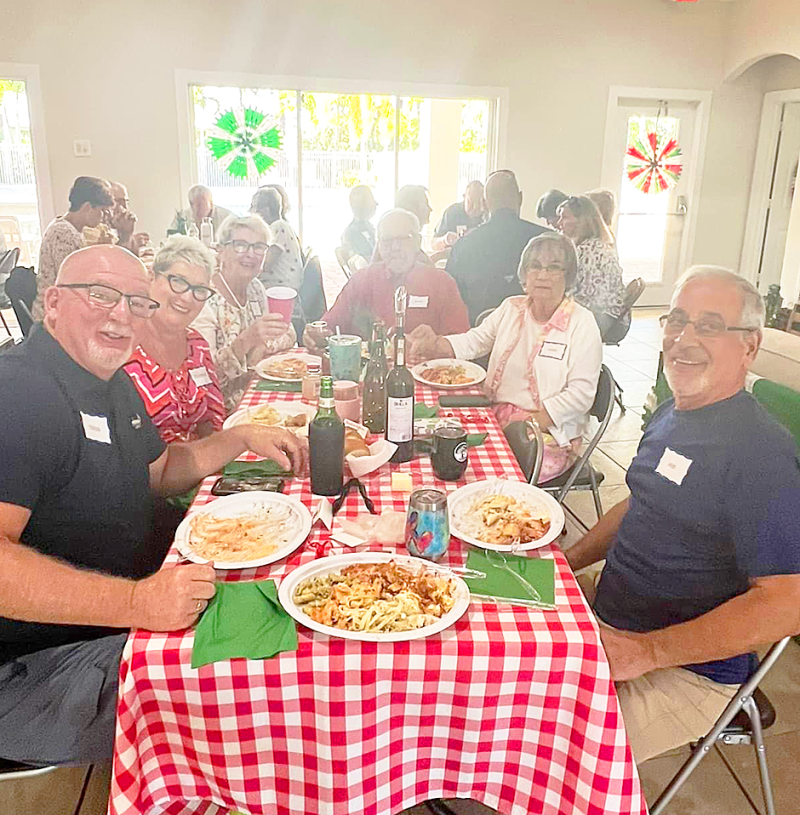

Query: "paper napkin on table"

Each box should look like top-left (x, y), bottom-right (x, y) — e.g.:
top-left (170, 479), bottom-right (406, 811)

top-left (414, 403), bottom-right (440, 419)
top-left (465, 549), bottom-right (555, 608)
top-left (191, 580), bottom-right (298, 668)
top-left (465, 432), bottom-right (488, 447)
top-left (222, 460), bottom-right (292, 478)
top-left (255, 380), bottom-right (303, 392)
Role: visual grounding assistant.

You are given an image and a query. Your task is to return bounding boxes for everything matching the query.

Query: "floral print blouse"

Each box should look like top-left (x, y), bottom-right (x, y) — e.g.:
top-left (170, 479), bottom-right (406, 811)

top-left (574, 238), bottom-right (626, 319)
top-left (32, 218), bottom-right (85, 321)
top-left (191, 277), bottom-right (295, 411)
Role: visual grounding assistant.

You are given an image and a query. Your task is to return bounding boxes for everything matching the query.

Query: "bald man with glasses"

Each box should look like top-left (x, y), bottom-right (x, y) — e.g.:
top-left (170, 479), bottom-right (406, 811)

top-left (0, 246), bottom-right (307, 767)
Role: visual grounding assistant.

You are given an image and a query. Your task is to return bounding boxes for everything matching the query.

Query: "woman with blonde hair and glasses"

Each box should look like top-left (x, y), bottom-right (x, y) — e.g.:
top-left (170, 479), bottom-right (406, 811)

top-left (557, 194), bottom-right (626, 338)
top-left (408, 232), bottom-right (602, 482)
top-left (125, 235), bottom-right (225, 442)
top-left (192, 214), bottom-right (295, 411)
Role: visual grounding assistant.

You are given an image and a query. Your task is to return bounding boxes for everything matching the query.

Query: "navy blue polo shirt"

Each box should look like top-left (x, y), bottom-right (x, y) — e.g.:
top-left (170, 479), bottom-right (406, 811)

top-left (0, 327), bottom-right (166, 663)
top-left (594, 392), bottom-right (800, 685)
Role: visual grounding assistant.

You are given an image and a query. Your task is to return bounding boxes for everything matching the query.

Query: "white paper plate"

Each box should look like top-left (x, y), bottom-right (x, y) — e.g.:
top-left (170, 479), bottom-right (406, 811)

top-left (222, 401), bottom-right (316, 433)
top-left (255, 351), bottom-right (319, 382)
top-left (278, 553), bottom-right (470, 642)
top-left (411, 358), bottom-right (487, 389)
top-left (175, 492), bottom-right (312, 569)
top-left (448, 479), bottom-right (564, 552)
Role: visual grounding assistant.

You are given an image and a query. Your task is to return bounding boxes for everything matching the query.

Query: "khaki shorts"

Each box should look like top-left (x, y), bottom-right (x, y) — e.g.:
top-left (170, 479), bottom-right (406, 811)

top-left (577, 564), bottom-right (739, 764)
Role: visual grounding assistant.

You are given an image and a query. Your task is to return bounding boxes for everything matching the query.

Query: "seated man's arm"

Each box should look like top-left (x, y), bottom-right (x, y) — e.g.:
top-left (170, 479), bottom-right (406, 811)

top-left (0, 502), bottom-right (215, 632)
top-left (565, 497), bottom-right (630, 573)
top-left (148, 425), bottom-right (309, 496)
top-left (602, 574), bottom-right (800, 681)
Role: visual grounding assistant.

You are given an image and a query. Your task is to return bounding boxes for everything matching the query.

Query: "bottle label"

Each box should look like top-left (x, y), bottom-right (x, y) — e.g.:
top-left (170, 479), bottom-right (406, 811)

top-left (387, 396), bottom-right (413, 442)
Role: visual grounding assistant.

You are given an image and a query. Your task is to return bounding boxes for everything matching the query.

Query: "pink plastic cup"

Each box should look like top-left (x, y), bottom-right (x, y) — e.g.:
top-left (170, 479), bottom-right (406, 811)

top-left (265, 286), bottom-right (297, 323)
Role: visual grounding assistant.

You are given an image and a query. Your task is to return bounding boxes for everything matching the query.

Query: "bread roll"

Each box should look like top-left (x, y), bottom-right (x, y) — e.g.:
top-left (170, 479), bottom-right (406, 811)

top-left (344, 432), bottom-right (371, 458)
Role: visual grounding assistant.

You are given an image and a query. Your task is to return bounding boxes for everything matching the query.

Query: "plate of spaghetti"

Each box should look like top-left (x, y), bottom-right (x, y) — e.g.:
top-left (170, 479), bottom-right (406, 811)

top-left (411, 359), bottom-right (486, 389)
top-left (279, 553), bottom-right (470, 641)
top-left (175, 492), bottom-right (312, 569)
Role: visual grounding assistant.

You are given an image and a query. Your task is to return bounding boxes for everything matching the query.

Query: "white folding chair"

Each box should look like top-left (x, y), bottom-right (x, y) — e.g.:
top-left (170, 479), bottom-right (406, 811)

top-left (651, 637), bottom-right (791, 815)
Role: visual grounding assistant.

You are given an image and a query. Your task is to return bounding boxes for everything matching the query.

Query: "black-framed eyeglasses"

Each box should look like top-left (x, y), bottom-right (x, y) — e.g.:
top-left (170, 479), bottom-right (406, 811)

top-left (155, 272), bottom-right (215, 302)
top-left (222, 239), bottom-right (269, 255)
top-left (659, 311), bottom-right (757, 339)
top-left (56, 283), bottom-right (160, 318)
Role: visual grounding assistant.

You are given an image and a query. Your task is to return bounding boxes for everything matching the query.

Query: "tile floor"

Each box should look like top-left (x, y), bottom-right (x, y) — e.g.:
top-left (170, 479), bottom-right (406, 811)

top-left (3, 309), bottom-right (800, 815)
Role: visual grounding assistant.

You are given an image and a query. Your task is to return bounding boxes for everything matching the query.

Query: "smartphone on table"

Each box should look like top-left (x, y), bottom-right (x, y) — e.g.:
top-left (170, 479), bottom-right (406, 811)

top-left (211, 476), bottom-right (286, 496)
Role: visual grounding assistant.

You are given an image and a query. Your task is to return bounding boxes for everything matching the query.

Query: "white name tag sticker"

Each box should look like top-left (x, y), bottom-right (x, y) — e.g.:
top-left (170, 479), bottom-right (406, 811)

top-left (189, 366), bottom-right (213, 387)
top-left (408, 295), bottom-right (429, 308)
top-left (655, 447), bottom-right (693, 486)
top-left (539, 341), bottom-right (567, 360)
top-left (80, 412), bottom-right (111, 444)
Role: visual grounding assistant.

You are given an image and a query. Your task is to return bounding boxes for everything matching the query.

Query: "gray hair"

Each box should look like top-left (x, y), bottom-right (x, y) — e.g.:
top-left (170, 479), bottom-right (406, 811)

top-left (153, 234), bottom-right (216, 281)
top-left (517, 232), bottom-right (579, 290)
top-left (217, 213), bottom-right (272, 246)
top-left (673, 265), bottom-right (765, 329)
top-left (187, 184), bottom-right (211, 203)
top-left (377, 207), bottom-right (421, 237)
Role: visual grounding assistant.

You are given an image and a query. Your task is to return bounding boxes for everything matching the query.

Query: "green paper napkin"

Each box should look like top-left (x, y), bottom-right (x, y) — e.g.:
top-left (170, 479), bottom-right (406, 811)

top-left (255, 380), bottom-right (303, 392)
top-left (465, 432), bottom-right (488, 447)
top-left (192, 580), bottom-right (298, 668)
top-left (222, 460), bottom-right (292, 478)
top-left (414, 403), bottom-right (440, 419)
top-left (465, 549), bottom-right (555, 608)
top-left (167, 485), bottom-right (200, 513)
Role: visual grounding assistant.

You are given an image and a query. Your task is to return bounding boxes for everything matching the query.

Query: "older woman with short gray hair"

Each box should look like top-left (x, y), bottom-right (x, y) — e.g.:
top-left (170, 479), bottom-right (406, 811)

top-left (408, 231), bottom-right (602, 482)
top-left (124, 235), bottom-right (226, 442)
top-left (191, 215), bottom-right (296, 411)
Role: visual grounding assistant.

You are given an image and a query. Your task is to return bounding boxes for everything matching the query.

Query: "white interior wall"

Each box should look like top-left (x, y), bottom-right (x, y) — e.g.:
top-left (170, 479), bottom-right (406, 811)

top-left (0, 0), bottom-right (733, 245)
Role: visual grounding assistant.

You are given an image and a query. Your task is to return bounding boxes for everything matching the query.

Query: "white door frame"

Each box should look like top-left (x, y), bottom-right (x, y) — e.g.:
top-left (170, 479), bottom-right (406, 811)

top-left (0, 62), bottom-right (54, 230)
top-left (600, 86), bottom-right (712, 285)
top-left (174, 68), bottom-right (509, 208)
top-left (740, 89), bottom-right (800, 289)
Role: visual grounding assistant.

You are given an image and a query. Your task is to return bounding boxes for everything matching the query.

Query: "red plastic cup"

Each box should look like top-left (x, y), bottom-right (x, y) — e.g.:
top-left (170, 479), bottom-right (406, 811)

top-left (265, 286), bottom-right (297, 323)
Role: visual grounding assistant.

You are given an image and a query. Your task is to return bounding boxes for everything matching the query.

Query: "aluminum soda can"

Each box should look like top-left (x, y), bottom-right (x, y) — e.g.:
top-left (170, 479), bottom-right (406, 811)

top-left (405, 488), bottom-right (449, 561)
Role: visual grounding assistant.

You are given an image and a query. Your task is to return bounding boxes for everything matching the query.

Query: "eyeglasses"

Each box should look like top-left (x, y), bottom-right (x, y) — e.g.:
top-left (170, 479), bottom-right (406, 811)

top-left (223, 240), bottom-right (269, 255)
top-left (56, 283), bottom-right (160, 318)
top-left (659, 311), bottom-right (756, 338)
top-left (526, 261), bottom-right (565, 276)
top-left (378, 234), bottom-right (414, 246)
top-left (156, 272), bottom-right (215, 302)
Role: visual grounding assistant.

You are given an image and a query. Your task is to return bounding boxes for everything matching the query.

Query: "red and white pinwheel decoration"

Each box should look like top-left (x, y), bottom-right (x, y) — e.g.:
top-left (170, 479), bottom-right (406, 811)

top-left (626, 130), bottom-right (683, 195)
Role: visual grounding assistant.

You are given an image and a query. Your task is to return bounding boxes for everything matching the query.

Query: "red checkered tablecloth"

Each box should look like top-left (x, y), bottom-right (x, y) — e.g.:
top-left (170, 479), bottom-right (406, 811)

top-left (109, 382), bottom-right (647, 815)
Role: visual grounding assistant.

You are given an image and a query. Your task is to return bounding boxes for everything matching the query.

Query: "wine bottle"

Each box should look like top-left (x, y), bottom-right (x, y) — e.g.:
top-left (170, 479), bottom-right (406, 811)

top-left (309, 376), bottom-right (344, 495)
top-left (386, 323), bottom-right (415, 463)
top-left (362, 322), bottom-right (388, 433)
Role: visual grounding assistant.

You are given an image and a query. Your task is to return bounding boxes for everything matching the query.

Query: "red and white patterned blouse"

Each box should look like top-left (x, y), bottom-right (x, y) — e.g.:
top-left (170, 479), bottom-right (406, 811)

top-left (124, 329), bottom-right (226, 443)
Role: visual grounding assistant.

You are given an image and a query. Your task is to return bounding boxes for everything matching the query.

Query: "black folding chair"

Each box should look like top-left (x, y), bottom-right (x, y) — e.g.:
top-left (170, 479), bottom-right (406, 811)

top-left (504, 419), bottom-right (544, 485)
top-left (5, 265), bottom-right (36, 337)
top-left (540, 364), bottom-right (617, 530)
top-left (651, 637), bottom-right (791, 815)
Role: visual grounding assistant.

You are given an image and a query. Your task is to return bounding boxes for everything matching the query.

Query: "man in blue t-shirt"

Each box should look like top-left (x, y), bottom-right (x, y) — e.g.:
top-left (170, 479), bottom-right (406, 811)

top-left (566, 266), bottom-right (800, 763)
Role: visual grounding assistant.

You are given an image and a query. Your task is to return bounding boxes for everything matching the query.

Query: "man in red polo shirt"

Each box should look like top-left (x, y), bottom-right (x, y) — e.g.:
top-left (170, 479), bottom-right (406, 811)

top-left (304, 209), bottom-right (469, 346)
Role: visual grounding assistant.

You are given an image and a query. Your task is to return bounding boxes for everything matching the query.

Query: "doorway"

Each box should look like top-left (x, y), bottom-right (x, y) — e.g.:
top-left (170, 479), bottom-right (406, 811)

top-left (601, 90), bottom-right (709, 307)
top-left (755, 102), bottom-right (800, 290)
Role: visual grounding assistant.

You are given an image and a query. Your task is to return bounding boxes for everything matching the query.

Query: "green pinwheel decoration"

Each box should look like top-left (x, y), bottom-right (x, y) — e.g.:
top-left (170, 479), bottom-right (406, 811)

top-left (207, 108), bottom-right (282, 179)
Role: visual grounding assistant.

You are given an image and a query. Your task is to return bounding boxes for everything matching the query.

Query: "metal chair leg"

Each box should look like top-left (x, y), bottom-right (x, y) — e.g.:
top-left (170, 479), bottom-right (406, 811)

top-left (589, 466), bottom-right (603, 522)
top-left (743, 696), bottom-right (777, 815)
